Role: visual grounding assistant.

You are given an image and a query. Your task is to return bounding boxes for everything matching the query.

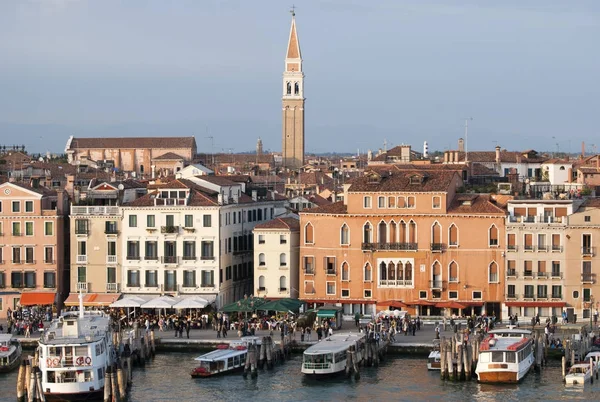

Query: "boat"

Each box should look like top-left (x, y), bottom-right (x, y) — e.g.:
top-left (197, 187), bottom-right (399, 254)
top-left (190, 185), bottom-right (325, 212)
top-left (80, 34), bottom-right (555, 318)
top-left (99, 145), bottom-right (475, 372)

top-left (302, 333), bottom-right (365, 376)
top-left (191, 336), bottom-right (261, 378)
top-left (0, 334), bottom-right (22, 373)
top-left (37, 296), bottom-right (116, 401)
top-left (475, 328), bottom-right (534, 383)
top-left (565, 363), bottom-right (593, 385)
top-left (427, 339), bottom-right (441, 370)
top-left (584, 351), bottom-right (600, 376)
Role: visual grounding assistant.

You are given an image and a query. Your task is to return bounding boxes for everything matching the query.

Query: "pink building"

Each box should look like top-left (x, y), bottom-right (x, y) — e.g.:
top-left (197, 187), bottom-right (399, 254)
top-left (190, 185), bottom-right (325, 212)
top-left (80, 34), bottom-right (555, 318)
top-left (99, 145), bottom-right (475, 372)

top-left (0, 182), bottom-right (67, 313)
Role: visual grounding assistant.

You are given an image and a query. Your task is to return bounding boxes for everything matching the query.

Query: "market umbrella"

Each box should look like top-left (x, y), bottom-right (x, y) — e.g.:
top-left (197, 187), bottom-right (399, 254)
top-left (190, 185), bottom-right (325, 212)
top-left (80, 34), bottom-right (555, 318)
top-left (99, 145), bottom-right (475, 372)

top-left (141, 295), bottom-right (179, 309)
top-left (173, 296), bottom-right (210, 309)
top-left (220, 296), bottom-right (268, 313)
top-left (109, 296), bottom-right (146, 308)
top-left (435, 301), bottom-right (467, 310)
top-left (377, 300), bottom-right (409, 309)
top-left (256, 298), bottom-right (303, 312)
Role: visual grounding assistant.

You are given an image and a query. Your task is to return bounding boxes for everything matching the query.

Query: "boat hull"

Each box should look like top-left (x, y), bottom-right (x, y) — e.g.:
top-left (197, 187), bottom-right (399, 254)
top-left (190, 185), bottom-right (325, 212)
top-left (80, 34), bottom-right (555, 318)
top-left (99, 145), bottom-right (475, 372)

top-left (191, 364), bottom-right (244, 378)
top-left (477, 371), bottom-right (520, 384)
top-left (44, 389), bottom-right (104, 402)
top-left (0, 358), bottom-right (21, 373)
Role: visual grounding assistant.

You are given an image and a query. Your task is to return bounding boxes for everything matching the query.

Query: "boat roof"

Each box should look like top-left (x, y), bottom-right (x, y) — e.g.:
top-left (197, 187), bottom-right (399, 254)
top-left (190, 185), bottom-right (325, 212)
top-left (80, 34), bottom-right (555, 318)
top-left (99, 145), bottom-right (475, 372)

top-left (481, 335), bottom-right (531, 352)
top-left (488, 328), bottom-right (532, 336)
top-left (585, 351), bottom-right (600, 358)
top-left (194, 348), bottom-right (247, 362)
top-left (0, 334), bottom-right (14, 342)
top-left (304, 333), bottom-right (365, 355)
top-left (40, 311), bottom-right (111, 345)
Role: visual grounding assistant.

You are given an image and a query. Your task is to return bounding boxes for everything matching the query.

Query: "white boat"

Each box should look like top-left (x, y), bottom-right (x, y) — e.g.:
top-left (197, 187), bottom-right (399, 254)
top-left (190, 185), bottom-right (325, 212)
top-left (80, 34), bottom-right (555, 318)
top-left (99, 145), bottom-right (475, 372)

top-left (427, 340), bottom-right (441, 371)
top-left (0, 334), bottom-right (22, 373)
top-left (191, 336), bottom-right (261, 378)
top-left (584, 351), bottom-right (600, 376)
top-left (302, 333), bottom-right (365, 376)
top-left (37, 298), bottom-right (116, 401)
top-left (475, 328), bottom-right (534, 383)
top-left (565, 363), bottom-right (593, 385)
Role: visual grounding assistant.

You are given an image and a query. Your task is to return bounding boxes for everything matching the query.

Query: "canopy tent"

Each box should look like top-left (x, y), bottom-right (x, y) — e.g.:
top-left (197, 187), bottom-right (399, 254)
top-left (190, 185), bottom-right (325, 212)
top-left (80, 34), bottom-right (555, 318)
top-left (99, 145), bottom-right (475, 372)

top-left (256, 298), bottom-right (303, 312)
top-left (141, 295), bottom-right (180, 309)
top-left (173, 296), bottom-right (210, 310)
top-left (316, 309), bottom-right (340, 318)
top-left (435, 301), bottom-right (467, 310)
top-left (19, 292), bottom-right (56, 306)
top-left (377, 300), bottom-right (409, 309)
top-left (109, 296), bottom-right (148, 308)
top-left (220, 296), bottom-right (268, 313)
top-left (65, 293), bottom-right (120, 307)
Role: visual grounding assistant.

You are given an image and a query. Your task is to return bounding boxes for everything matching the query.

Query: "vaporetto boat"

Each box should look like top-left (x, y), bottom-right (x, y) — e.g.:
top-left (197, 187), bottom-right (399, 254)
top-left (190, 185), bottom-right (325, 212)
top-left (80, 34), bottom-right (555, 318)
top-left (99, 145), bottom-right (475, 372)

top-left (0, 334), bottom-right (22, 373)
top-left (475, 328), bottom-right (534, 383)
top-left (302, 333), bottom-right (366, 376)
top-left (37, 298), bottom-right (116, 401)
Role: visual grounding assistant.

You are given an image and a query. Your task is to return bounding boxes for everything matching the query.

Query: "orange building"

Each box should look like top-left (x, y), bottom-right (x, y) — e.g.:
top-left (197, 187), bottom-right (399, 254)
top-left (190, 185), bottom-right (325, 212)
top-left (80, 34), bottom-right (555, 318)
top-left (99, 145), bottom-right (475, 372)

top-left (299, 170), bottom-right (508, 318)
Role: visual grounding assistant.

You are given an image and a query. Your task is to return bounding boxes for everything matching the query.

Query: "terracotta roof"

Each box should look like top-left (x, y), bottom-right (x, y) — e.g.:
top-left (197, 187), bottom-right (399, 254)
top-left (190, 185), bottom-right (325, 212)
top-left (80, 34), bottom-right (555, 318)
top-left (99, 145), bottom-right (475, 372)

top-left (453, 150), bottom-right (547, 163)
top-left (369, 164), bottom-right (466, 174)
top-left (302, 201), bottom-right (347, 215)
top-left (286, 17), bottom-right (301, 59)
top-left (447, 194), bottom-right (507, 215)
top-left (194, 153), bottom-right (274, 165)
top-left (9, 181), bottom-right (57, 196)
top-left (221, 175), bottom-right (253, 183)
top-left (254, 217), bottom-right (299, 231)
top-left (306, 194), bottom-right (331, 206)
top-left (152, 152), bottom-right (185, 160)
top-left (583, 198), bottom-right (600, 208)
top-left (578, 167), bottom-right (600, 173)
top-left (70, 137), bottom-right (196, 150)
top-left (196, 176), bottom-right (238, 186)
top-left (0, 151), bottom-right (31, 165)
top-left (471, 163), bottom-right (499, 176)
top-left (349, 170), bottom-right (459, 193)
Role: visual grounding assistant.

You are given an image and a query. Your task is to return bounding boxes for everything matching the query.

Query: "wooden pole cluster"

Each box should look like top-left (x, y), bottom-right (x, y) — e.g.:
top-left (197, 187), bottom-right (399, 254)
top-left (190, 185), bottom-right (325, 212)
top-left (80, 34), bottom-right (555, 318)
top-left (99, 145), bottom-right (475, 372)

top-left (17, 360), bottom-right (27, 402)
top-left (150, 330), bottom-right (156, 357)
top-left (24, 366), bottom-right (46, 402)
top-left (440, 332), bottom-right (477, 381)
top-left (345, 345), bottom-right (360, 380)
top-left (243, 342), bottom-right (258, 378)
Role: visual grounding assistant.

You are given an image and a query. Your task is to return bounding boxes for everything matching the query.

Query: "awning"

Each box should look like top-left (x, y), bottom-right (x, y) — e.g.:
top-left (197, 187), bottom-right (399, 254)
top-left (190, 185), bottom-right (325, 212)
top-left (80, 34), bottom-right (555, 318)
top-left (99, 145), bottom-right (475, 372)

top-left (64, 293), bottom-right (121, 306)
top-left (19, 292), bottom-right (56, 306)
top-left (302, 299), bottom-right (376, 305)
top-left (316, 309), bottom-right (340, 318)
top-left (435, 301), bottom-right (467, 309)
top-left (505, 301), bottom-right (566, 308)
top-left (460, 301), bottom-right (485, 307)
top-left (377, 300), bottom-right (409, 309)
top-left (407, 300), bottom-right (436, 306)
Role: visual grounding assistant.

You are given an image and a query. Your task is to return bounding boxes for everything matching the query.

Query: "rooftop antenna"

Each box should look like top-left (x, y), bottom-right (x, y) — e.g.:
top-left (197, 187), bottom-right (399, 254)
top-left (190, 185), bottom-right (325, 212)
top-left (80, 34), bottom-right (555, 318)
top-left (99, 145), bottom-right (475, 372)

top-left (464, 117), bottom-right (473, 163)
top-left (205, 128), bottom-right (214, 168)
top-left (290, 4), bottom-right (296, 17)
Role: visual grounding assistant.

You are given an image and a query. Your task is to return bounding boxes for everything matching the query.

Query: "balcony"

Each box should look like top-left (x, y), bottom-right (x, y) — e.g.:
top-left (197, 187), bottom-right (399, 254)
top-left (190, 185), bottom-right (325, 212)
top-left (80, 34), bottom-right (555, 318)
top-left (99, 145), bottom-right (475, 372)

top-left (429, 280), bottom-right (444, 290)
top-left (326, 268), bottom-right (336, 275)
top-left (161, 225), bottom-right (180, 234)
top-left (161, 256), bottom-right (180, 264)
top-left (523, 245), bottom-right (535, 252)
top-left (183, 227), bottom-right (196, 233)
top-left (104, 228), bottom-right (119, 235)
top-left (582, 273), bottom-right (597, 284)
top-left (551, 294), bottom-right (563, 300)
top-left (144, 255), bottom-right (159, 261)
top-left (182, 255), bottom-right (197, 261)
top-left (537, 294), bottom-right (548, 300)
top-left (523, 293), bottom-right (535, 300)
top-left (361, 242), bottom-right (418, 251)
top-left (506, 293), bottom-right (517, 300)
top-left (537, 245), bottom-right (549, 252)
top-left (106, 283), bottom-right (119, 293)
top-left (551, 245), bottom-right (563, 252)
top-left (379, 279), bottom-right (413, 287)
top-left (506, 269), bottom-right (517, 278)
top-left (551, 272), bottom-right (563, 279)
top-left (76, 255), bottom-right (87, 264)
top-left (582, 247), bottom-right (596, 257)
top-left (537, 272), bottom-right (548, 279)
top-left (304, 267), bottom-right (315, 275)
top-left (74, 227), bottom-right (89, 235)
top-left (76, 282), bottom-right (89, 292)
top-left (126, 255), bottom-right (140, 261)
top-left (71, 206), bottom-right (119, 216)
top-left (106, 255), bottom-right (117, 264)
top-left (200, 255), bottom-right (215, 261)
top-left (44, 259), bottom-right (56, 264)
top-left (507, 245), bottom-right (518, 252)
top-left (430, 243), bottom-right (445, 253)
top-left (523, 271), bottom-right (534, 279)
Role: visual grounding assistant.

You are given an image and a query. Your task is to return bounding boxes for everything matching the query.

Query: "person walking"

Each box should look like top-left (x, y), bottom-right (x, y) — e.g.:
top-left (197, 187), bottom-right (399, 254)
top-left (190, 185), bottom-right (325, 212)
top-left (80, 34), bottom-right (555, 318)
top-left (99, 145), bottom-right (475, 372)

top-left (185, 320), bottom-right (191, 339)
top-left (354, 311), bottom-right (360, 328)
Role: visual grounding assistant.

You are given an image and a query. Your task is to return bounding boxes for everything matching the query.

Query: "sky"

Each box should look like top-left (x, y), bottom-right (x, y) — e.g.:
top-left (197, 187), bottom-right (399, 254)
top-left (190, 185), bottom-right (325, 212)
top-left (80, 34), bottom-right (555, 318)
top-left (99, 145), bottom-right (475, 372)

top-left (0, 0), bottom-right (599, 156)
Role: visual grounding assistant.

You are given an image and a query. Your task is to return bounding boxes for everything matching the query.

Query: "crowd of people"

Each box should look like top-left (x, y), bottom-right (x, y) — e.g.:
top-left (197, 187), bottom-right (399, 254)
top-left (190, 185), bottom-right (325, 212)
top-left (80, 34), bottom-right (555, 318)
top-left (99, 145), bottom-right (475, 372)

top-left (3, 306), bottom-right (53, 337)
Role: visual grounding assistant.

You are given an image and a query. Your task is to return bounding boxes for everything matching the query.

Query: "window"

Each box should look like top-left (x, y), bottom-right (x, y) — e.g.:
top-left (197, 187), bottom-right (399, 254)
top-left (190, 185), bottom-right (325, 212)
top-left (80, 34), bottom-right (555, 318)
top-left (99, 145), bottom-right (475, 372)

top-left (363, 222), bottom-right (372, 243)
top-left (524, 285), bottom-right (534, 298)
top-left (585, 216), bottom-right (591, 222)
top-left (378, 196), bottom-right (386, 208)
top-left (258, 234), bottom-right (265, 244)
top-left (488, 262), bottom-right (498, 283)
top-left (551, 261), bottom-right (561, 277)
top-left (11, 272), bottom-right (24, 288)
top-left (44, 272), bottom-right (56, 288)
top-left (304, 256), bottom-right (314, 274)
top-left (25, 222), bottom-right (34, 236)
top-left (341, 289), bottom-right (350, 298)
top-left (24, 271), bottom-right (36, 288)
top-left (127, 270), bottom-right (140, 287)
top-left (12, 222), bottom-right (21, 236)
top-left (407, 196), bottom-right (416, 208)
top-left (12, 201), bottom-right (20, 213)
top-left (183, 241), bottom-right (196, 260)
top-left (397, 197), bottom-right (406, 208)
top-left (363, 263), bottom-right (372, 281)
top-left (325, 256), bottom-right (336, 275)
top-left (129, 215), bottom-right (137, 228)
top-left (364, 289), bottom-right (372, 298)
top-left (537, 234), bottom-right (547, 251)
top-left (146, 215), bottom-right (155, 228)
top-left (304, 223), bottom-right (314, 244)
top-left (279, 276), bottom-right (287, 291)
top-left (203, 214), bottom-right (212, 227)
top-left (166, 215), bottom-right (174, 227)
top-left (201, 241), bottom-right (214, 260)
top-left (183, 271), bottom-right (196, 287)
top-left (448, 261), bottom-right (458, 283)
top-left (258, 253), bottom-right (266, 266)
top-left (537, 285), bottom-right (548, 299)
top-left (233, 213), bottom-right (237, 224)
top-left (44, 222), bottom-right (53, 236)
top-left (363, 196), bottom-right (372, 209)
top-left (280, 235), bottom-right (287, 244)
top-left (25, 247), bottom-right (34, 264)
top-left (551, 234), bottom-right (561, 251)
top-left (280, 253), bottom-right (287, 267)
top-left (507, 284), bottom-right (516, 298)
top-left (25, 201), bottom-right (33, 212)
top-left (583, 288), bottom-right (591, 302)
top-left (472, 291), bottom-right (482, 300)
top-left (181, 214), bottom-right (193, 228)
top-left (127, 241), bottom-right (140, 259)
top-left (524, 234), bottom-right (533, 251)
top-left (107, 267), bottom-right (116, 285)
top-left (44, 247), bottom-right (53, 264)
top-left (326, 282), bottom-right (336, 295)
top-left (489, 225), bottom-right (499, 246)
top-left (432, 196), bottom-right (441, 209)
top-left (258, 275), bottom-right (266, 291)
top-left (341, 262), bottom-right (349, 281)
top-left (145, 270), bottom-right (158, 287)
top-left (12, 247), bottom-right (21, 263)
top-left (573, 290), bottom-right (579, 300)
top-left (340, 224), bottom-right (349, 245)
top-left (552, 285), bottom-right (562, 299)
top-left (507, 233), bottom-right (516, 250)
top-left (77, 266), bottom-right (86, 283)
top-left (419, 291), bottom-right (427, 299)
top-left (105, 221), bottom-right (118, 234)
top-left (201, 270), bottom-right (214, 287)
top-left (448, 224), bottom-right (458, 246)
top-left (388, 196), bottom-right (396, 208)
top-left (448, 291), bottom-right (458, 299)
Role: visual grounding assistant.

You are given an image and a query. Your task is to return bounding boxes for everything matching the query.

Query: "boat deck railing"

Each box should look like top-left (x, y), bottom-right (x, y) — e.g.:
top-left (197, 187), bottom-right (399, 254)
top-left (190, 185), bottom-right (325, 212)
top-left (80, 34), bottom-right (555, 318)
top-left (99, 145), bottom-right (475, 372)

top-left (303, 362), bottom-right (330, 370)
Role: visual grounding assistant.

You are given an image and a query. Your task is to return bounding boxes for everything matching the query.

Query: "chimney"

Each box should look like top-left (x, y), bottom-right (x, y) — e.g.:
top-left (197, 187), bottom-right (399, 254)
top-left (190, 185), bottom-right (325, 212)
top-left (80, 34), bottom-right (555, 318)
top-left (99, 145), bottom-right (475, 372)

top-left (458, 138), bottom-right (464, 153)
top-left (218, 193), bottom-right (223, 205)
top-left (151, 165), bottom-right (156, 179)
top-left (444, 151), bottom-right (449, 163)
top-left (252, 190), bottom-right (257, 202)
top-left (454, 151), bottom-right (459, 163)
top-left (495, 146), bottom-right (501, 165)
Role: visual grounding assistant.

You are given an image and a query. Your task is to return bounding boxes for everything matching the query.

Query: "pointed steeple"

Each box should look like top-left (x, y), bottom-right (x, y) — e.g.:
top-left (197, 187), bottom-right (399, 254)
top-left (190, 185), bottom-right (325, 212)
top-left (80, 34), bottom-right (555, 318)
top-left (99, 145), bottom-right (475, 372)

top-left (286, 15), bottom-right (301, 60)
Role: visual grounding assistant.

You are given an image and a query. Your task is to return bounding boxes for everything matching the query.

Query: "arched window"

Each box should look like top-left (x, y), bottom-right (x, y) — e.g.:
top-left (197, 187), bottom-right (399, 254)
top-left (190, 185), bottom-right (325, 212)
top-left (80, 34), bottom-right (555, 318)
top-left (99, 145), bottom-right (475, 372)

top-left (378, 221), bottom-right (387, 244)
top-left (341, 262), bottom-right (349, 281)
top-left (559, 166), bottom-right (565, 170)
top-left (389, 220), bottom-right (398, 243)
top-left (294, 82), bottom-right (299, 95)
top-left (408, 220), bottom-right (417, 244)
top-left (140, 165), bottom-right (144, 174)
top-left (404, 262), bottom-right (413, 284)
top-left (364, 263), bottom-right (372, 282)
top-left (449, 261), bottom-right (458, 283)
top-left (305, 222), bottom-right (314, 244)
top-left (279, 253), bottom-right (287, 266)
top-left (431, 221), bottom-right (442, 250)
top-left (449, 224), bottom-right (458, 247)
top-left (258, 275), bottom-right (265, 290)
top-left (380, 261), bottom-right (387, 281)
top-left (258, 253), bottom-right (265, 266)
top-left (363, 222), bottom-right (372, 243)
top-left (286, 82), bottom-right (291, 95)
top-left (340, 223), bottom-right (349, 245)
top-left (279, 276), bottom-right (287, 291)
top-left (489, 261), bottom-right (498, 283)
top-left (489, 224), bottom-right (499, 246)
top-left (432, 261), bottom-right (441, 287)
top-left (388, 261), bottom-right (396, 281)
top-left (399, 220), bottom-right (407, 243)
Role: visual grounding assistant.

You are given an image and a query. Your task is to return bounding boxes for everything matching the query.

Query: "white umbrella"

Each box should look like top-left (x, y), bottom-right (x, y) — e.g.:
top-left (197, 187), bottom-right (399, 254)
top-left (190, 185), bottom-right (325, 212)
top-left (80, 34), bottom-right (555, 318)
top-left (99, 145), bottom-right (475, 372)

top-left (173, 296), bottom-right (209, 310)
top-left (141, 295), bottom-right (179, 309)
top-left (110, 296), bottom-right (146, 308)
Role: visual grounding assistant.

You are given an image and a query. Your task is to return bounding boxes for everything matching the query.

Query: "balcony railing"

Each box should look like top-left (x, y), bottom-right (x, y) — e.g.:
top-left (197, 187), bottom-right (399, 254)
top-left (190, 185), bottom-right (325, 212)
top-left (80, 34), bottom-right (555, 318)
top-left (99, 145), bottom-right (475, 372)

top-left (551, 245), bottom-right (563, 252)
top-left (582, 273), bottom-right (597, 284)
top-left (106, 283), bottom-right (119, 293)
top-left (107, 255), bottom-right (117, 264)
top-left (506, 269), bottom-right (517, 278)
top-left (144, 255), bottom-right (159, 261)
top-left (537, 272), bottom-right (548, 279)
top-left (429, 280), bottom-right (444, 290)
top-left (161, 225), bottom-right (180, 234)
top-left (551, 294), bottom-right (563, 300)
top-left (126, 255), bottom-right (140, 261)
top-left (551, 272), bottom-right (563, 279)
top-left (362, 242), bottom-right (418, 251)
top-left (524, 245), bottom-right (535, 251)
top-left (582, 247), bottom-right (596, 257)
top-left (430, 243), bottom-right (445, 252)
top-left (523, 271), bottom-right (534, 279)
top-left (279, 287), bottom-right (287, 292)
top-left (379, 279), bottom-right (413, 287)
top-left (161, 256), bottom-right (180, 264)
top-left (182, 255), bottom-right (197, 261)
top-left (507, 245), bottom-right (518, 252)
top-left (508, 215), bottom-right (565, 224)
top-left (71, 206), bottom-right (119, 216)
top-left (537, 245), bottom-right (549, 252)
top-left (104, 228), bottom-right (119, 235)
top-left (76, 282), bottom-right (89, 292)
top-left (523, 293), bottom-right (535, 299)
top-left (304, 267), bottom-right (315, 275)
top-left (76, 255), bottom-right (87, 264)
top-left (326, 268), bottom-right (336, 275)
top-left (74, 227), bottom-right (89, 235)
top-left (201, 255), bottom-right (215, 261)
top-left (507, 293), bottom-right (517, 299)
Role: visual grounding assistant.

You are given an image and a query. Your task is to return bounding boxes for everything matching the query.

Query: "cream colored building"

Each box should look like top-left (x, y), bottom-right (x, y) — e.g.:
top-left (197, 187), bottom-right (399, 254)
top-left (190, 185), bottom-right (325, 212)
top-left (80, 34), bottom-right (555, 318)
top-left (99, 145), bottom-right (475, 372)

top-left (253, 217), bottom-right (300, 299)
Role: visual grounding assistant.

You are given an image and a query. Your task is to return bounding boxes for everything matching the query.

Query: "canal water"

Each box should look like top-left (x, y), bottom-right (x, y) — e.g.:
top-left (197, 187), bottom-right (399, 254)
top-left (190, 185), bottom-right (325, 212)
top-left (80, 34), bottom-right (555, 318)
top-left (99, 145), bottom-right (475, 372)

top-left (0, 353), bottom-right (597, 401)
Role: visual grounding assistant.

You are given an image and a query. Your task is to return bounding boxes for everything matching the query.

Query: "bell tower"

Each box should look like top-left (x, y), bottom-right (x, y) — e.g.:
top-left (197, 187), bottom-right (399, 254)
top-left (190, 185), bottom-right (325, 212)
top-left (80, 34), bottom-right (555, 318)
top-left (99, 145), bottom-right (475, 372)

top-left (281, 9), bottom-right (305, 170)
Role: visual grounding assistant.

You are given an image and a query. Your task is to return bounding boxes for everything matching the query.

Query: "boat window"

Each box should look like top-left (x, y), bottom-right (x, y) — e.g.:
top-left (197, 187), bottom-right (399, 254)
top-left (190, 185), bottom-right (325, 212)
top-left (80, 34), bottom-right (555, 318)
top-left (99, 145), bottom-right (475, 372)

top-left (241, 354), bottom-right (246, 363)
top-left (234, 355), bottom-right (240, 366)
top-left (97, 368), bottom-right (104, 380)
top-left (47, 371), bottom-right (56, 383)
top-left (228, 357), bottom-right (234, 367)
top-left (96, 344), bottom-right (101, 356)
top-left (506, 352), bottom-right (516, 363)
top-left (492, 352), bottom-right (504, 362)
top-left (334, 351), bottom-right (347, 363)
top-left (75, 346), bottom-right (88, 356)
top-left (48, 347), bottom-right (59, 357)
top-left (479, 353), bottom-right (489, 363)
